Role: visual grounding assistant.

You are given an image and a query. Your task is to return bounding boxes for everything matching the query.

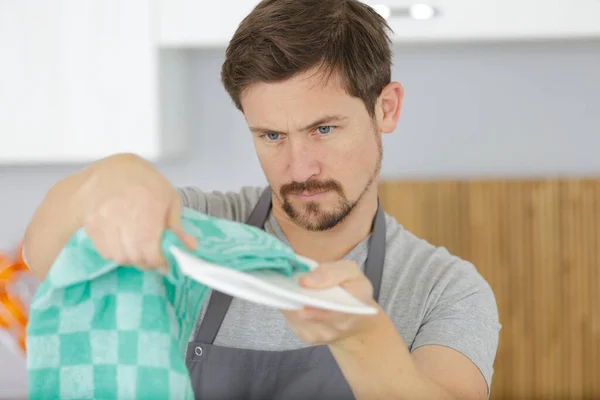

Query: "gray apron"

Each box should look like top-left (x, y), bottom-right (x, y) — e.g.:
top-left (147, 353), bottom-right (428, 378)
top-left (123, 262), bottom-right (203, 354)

top-left (185, 187), bottom-right (387, 400)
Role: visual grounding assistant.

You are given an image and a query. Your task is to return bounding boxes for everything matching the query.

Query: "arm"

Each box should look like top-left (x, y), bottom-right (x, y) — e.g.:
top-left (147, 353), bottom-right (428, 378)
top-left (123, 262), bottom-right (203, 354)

top-left (23, 163), bottom-right (95, 280)
top-left (23, 153), bottom-right (195, 280)
top-left (330, 310), bottom-right (488, 400)
top-left (285, 259), bottom-right (499, 400)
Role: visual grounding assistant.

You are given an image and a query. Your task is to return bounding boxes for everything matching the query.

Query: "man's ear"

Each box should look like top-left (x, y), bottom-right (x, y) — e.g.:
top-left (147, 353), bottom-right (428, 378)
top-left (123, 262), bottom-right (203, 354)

top-left (378, 81), bottom-right (403, 134)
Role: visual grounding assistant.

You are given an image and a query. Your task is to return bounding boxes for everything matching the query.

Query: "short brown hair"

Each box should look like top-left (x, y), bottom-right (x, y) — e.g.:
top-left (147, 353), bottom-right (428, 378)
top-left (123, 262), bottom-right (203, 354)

top-left (221, 0), bottom-right (393, 117)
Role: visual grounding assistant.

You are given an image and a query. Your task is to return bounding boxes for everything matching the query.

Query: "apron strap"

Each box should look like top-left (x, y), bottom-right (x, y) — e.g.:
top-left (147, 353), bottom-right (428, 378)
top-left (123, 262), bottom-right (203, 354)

top-left (364, 200), bottom-right (386, 303)
top-left (194, 187), bottom-right (273, 344)
top-left (245, 186), bottom-right (273, 229)
top-left (194, 186), bottom-right (386, 344)
top-left (193, 290), bottom-right (232, 344)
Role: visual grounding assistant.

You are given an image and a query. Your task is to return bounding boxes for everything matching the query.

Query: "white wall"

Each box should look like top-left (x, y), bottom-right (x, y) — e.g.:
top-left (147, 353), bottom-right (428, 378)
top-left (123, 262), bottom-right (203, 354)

top-left (1, 40), bottom-right (599, 250)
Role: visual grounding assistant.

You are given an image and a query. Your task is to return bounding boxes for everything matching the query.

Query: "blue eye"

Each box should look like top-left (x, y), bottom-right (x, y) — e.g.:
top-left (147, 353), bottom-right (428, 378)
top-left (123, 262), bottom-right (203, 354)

top-left (317, 126), bottom-right (332, 134)
top-left (266, 132), bottom-right (280, 141)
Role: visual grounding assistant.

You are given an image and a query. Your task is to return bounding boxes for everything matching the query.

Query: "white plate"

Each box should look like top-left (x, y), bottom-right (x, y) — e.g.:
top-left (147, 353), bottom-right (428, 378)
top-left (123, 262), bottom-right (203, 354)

top-left (170, 246), bottom-right (378, 315)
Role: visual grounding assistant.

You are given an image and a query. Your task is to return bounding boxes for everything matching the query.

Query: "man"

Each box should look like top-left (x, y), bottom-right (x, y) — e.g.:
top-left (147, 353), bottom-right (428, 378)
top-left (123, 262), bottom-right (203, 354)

top-left (23, 0), bottom-right (500, 398)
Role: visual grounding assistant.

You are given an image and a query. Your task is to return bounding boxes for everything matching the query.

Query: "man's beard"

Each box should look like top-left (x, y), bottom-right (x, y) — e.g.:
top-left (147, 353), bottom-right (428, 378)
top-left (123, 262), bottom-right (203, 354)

top-left (279, 134), bottom-right (383, 232)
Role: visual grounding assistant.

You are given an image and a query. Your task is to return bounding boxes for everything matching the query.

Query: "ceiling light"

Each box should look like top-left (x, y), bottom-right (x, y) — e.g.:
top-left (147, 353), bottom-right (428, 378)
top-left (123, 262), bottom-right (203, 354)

top-left (409, 4), bottom-right (437, 20)
top-left (372, 4), bottom-right (391, 20)
top-left (362, 2), bottom-right (440, 21)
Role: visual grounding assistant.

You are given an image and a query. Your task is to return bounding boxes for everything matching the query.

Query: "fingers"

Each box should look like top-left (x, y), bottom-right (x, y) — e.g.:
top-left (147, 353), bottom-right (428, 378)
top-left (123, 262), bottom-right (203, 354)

top-left (120, 222), bottom-right (165, 270)
top-left (76, 159), bottom-right (194, 274)
top-left (340, 278), bottom-right (374, 301)
top-left (85, 223), bottom-right (125, 263)
top-left (300, 260), bottom-right (363, 289)
top-left (172, 227), bottom-right (197, 251)
top-left (82, 192), bottom-right (188, 272)
top-left (297, 306), bottom-right (331, 322)
top-left (167, 195), bottom-right (197, 251)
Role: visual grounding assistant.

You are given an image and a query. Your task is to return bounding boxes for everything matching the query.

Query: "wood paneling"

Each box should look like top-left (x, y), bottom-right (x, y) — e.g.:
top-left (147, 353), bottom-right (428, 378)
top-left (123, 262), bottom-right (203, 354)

top-left (379, 179), bottom-right (600, 400)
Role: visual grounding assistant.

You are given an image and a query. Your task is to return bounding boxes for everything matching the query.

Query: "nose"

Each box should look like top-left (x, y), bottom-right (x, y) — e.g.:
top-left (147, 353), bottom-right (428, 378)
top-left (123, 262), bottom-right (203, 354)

top-left (286, 138), bottom-right (320, 183)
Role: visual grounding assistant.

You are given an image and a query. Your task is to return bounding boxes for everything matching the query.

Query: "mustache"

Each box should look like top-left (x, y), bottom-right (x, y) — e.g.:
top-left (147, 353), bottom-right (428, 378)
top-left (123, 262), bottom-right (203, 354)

top-left (280, 180), bottom-right (343, 197)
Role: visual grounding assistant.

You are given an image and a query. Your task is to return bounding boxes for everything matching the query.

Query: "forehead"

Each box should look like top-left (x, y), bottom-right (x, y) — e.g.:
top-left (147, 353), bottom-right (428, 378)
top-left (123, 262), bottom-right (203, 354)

top-left (240, 69), bottom-right (364, 127)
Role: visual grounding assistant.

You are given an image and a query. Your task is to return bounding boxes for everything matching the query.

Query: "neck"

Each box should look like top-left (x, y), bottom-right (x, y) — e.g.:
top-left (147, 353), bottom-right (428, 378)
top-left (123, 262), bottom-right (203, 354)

top-left (271, 188), bottom-right (379, 263)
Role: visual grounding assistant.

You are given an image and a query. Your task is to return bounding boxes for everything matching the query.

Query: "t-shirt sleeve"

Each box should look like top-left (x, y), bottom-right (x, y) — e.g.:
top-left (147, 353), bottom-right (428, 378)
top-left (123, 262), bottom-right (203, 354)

top-left (176, 186), bottom-right (265, 223)
top-left (411, 258), bottom-right (501, 395)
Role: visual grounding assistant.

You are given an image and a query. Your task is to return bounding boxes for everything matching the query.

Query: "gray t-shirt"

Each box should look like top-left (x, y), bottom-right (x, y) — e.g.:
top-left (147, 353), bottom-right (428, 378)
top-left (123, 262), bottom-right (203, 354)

top-left (178, 186), bottom-right (501, 391)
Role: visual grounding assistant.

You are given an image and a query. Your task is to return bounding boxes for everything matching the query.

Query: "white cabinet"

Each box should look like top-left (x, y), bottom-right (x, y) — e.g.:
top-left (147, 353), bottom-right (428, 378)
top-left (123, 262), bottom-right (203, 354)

top-left (3, 0), bottom-right (599, 165)
top-left (157, 0), bottom-right (259, 48)
top-left (0, 0), bottom-right (188, 164)
top-left (383, 0), bottom-right (600, 42)
top-left (157, 0), bottom-right (600, 47)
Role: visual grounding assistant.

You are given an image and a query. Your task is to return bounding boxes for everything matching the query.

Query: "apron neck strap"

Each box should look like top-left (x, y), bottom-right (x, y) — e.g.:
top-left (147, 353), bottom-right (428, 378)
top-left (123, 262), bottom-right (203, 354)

top-left (194, 187), bottom-right (274, 344)
top-left (365, 200), bottom-right (386, 302)
top-left (195, 186), bottom-right (386, 344)
top-left (245, 186), bottom-right (272, 229)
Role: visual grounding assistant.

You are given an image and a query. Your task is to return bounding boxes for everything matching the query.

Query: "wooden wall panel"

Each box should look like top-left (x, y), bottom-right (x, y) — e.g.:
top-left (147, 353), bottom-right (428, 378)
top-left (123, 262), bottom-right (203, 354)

top-left (378, 179), bottom-right (600, 400)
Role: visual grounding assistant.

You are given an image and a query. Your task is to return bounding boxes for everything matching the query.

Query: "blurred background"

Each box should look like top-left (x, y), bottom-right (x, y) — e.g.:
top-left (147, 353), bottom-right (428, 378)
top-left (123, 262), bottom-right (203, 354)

top-left (1, 1), bottom-right (599, 398)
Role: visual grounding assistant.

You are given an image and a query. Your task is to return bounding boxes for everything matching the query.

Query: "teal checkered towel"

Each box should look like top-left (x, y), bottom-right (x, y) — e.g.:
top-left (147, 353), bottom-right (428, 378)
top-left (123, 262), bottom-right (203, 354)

top-left (26, 207), bottom-right (310, 399)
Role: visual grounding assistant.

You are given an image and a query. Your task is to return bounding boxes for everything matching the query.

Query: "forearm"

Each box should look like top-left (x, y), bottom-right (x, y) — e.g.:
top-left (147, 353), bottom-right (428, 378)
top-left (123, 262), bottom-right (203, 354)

top-left (22, 167), bottom-right (91, 279)
top-left (329, 311), bottom-right (456, 400)
top-left (22, 153), bottom-right (145, 280)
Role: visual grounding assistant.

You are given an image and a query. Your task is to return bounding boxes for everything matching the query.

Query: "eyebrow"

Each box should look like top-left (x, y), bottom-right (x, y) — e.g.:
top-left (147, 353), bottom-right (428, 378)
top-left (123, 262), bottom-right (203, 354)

top-left (249, 115), bottom-right (348, 135)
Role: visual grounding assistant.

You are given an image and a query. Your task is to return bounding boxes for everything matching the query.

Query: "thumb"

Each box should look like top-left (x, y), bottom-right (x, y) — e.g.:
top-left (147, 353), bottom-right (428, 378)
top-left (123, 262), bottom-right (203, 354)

top-left (167, 196), bottom-right (197, 251)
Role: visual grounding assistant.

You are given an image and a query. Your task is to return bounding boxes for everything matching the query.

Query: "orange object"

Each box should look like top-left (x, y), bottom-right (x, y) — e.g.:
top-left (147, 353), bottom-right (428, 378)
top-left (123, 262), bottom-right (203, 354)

top-left (0, 246), bottom-right (36, 354)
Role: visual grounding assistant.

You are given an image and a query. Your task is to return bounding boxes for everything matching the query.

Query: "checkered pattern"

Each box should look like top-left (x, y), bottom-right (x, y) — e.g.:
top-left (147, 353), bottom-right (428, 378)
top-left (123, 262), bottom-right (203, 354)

top-left (27, 265), bottom-right (200, 400)
top-left (26, 207), bottom-right (310, 399)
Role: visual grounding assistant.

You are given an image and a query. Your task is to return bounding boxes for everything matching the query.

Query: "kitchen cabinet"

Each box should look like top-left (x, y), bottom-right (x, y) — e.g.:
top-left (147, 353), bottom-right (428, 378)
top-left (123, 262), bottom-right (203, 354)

top-left (384, 0), bottom-right (600, 43)
top-left (157, 0), bottom-right (259, 48)
top-left (157, 0), bottom-right (600, 47)
top-left (0, 0), bottom-right (188, 164)
top-left (3, 0), bottom-right (599, 165)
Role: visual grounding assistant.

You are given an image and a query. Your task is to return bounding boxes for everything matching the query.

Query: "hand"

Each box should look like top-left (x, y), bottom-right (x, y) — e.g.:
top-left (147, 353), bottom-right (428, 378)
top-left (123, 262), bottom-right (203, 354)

top-left (281, 260), bottom-right (381, 347)
top-left (80, 154), bottom-right (196, 271)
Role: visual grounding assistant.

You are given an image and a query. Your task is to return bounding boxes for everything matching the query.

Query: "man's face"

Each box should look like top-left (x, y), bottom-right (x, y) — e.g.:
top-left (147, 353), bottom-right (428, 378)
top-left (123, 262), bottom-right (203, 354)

top-left (240, 68), bottom-right (384, 231)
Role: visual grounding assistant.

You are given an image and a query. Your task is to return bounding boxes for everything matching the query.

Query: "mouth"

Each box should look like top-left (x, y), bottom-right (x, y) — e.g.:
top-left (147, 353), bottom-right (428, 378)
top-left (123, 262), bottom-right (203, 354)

top-left (293, 190), bottom-right (329, 200)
